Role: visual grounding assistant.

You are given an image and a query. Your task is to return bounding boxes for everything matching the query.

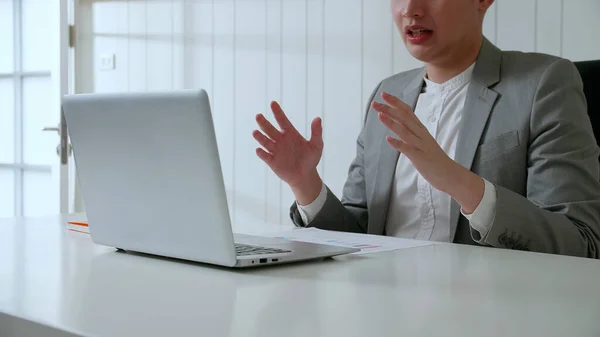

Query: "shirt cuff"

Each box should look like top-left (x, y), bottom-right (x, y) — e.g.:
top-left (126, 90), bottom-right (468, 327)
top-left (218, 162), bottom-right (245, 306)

top-left (461, 178), bottom-right (497, 237)
top-left (296, 182), bottom-right (328, 225)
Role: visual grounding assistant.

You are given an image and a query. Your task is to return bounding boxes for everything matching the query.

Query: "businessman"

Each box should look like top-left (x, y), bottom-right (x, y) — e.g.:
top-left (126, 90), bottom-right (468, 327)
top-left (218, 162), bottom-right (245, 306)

top-left (252, 0), bottom-right (600, 258)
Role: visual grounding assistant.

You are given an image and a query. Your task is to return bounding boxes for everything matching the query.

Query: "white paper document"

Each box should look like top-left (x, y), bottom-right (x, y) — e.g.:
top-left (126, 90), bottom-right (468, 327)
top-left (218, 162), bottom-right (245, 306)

top-left (271, 228), bottom-right (434, 255)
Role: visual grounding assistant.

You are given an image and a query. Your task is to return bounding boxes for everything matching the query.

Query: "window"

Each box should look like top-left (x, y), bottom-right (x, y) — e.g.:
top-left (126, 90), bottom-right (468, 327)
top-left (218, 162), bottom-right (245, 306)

top-left (0, 0), bottom-right (55, 217)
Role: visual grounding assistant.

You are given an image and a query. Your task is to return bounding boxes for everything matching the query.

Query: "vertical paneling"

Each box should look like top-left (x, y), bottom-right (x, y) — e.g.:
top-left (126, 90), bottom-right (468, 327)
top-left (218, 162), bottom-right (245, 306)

top-left (323, 0), bottom-right (362, 197)
top-left (212, 0), bottom-right (235, 221)
top-left (265, 0), bottom-right (282, 228)
top-left (482, 1), bottom-right (497, 44)
top-left (91, 1), bottom-right (115, 92)
top-left (76, 0), bottom-right (93, 93)
top-left (562, 0), bottom-right (600, 61)
top-left (145, 0), bottom-right (172, 90)
top-left (536, 0), bottom-right (562, 56)
top-left (362, 0), bottom-right (393, 120)
top-left (306, 0), bottom-right (325, 178)
top-left (185, 0), bottom-right (213, 93)
top-left (127, 0), bottom-right (147, 91)
top-left (171, 0), bottom-right (184, 89)
top-left (496, 0), bottom-right (536, 52)
top-left (114, 2), bottom-right (129, 92)
top-left (234, 0), bottom-right (267, 230)
top-left (280, 0), bottom-right (307, 221)
top-left (79, 0), bottom-right (600, 230)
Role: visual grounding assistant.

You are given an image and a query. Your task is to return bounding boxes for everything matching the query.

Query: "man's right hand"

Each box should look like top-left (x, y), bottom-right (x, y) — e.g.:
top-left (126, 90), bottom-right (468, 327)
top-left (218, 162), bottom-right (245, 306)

top-left (253, 101), bottom-right (324, 206)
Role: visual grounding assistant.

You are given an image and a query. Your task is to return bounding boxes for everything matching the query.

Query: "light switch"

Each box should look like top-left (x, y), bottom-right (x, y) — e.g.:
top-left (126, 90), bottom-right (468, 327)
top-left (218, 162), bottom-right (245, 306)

top-left (99, 53), bottom-right (115, 70)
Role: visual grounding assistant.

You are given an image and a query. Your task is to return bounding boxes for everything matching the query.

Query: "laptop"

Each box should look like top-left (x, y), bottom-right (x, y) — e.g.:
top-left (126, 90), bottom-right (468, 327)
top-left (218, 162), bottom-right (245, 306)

top-left (62, 89), bottom-right (358, 268)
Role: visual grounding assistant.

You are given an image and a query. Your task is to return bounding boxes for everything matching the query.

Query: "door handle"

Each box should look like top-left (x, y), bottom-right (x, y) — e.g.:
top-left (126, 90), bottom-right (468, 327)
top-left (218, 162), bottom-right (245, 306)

top-left (56, 144), bottom-right (72, 157)
top-left (42, 126), bottom-right (60, 134)
top-left (42, 116), bottom-right (69, 164)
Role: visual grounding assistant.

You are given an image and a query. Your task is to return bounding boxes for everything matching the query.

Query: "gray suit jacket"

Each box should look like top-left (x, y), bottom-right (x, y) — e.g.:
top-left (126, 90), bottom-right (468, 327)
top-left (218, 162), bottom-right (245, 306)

top-left (290, 38), bottom-right (600, 258)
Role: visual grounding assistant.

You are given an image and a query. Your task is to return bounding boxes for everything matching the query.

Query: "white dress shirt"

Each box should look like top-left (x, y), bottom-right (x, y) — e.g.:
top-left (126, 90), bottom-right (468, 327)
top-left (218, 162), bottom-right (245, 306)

top-left (297, 63), bottom-right (497, 242)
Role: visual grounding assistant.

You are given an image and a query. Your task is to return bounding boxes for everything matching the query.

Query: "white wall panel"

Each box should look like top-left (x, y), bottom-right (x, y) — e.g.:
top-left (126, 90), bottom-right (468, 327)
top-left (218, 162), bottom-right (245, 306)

top-left (362, 0), bottom-right (393, 121)
top-left (496, 0), bottom-right (536, 52)
top-left (114, 2), bottom-right (129, 92)
top-left (172, 0), bottom-right (184, 89)
top-left (280, 0), bottom-right (308, 222)
top-left (77, 0), bottom-right (600, 229)
top-left (184, 0), bottom-right (213, 92)
top-left (145, 1), bottom-right (172, 90)
top-left (212, 0), bottom-right (236, 221)
top-left (90, 1), bottom-right (112, 92)
top-left (307, 0), bottom-right (325, 178)
top-left (265, 0), bottom-right (283, 227)
top-left (536, 0), bottom-right (562, 56)
top-left (562, 0), bottom-right (600, 61)
top-left (322, 0), bottom-right (362, 197)
top-left (127, 0), bottom-right (147, 91)
top-left (91, 1), bottom-right (127, 92)
top-left (76, 0), bottom-right (93, 93)
top-left (233, 0), bottom-right (268, 230)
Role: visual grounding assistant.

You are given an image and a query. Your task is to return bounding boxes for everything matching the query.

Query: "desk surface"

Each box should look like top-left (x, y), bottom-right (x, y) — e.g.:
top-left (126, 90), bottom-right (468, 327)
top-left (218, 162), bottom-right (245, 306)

top-left (1, 214), bottom-right (599, 337)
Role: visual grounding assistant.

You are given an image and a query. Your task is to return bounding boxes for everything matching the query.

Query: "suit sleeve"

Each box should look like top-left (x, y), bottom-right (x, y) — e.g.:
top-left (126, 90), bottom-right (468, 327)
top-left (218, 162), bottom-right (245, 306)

top-left (288, 82), bottom-right (382, 233)
top-left (475, 58), bottom-right (600, 258)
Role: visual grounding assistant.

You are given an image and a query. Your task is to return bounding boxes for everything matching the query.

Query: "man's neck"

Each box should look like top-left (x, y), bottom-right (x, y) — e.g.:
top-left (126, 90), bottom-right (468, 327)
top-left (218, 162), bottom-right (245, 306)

top-left (425, 36), bottom-right (482, 84)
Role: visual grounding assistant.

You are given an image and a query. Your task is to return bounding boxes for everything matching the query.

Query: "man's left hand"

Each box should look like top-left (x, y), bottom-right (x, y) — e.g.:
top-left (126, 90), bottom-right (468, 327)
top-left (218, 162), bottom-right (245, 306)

top-left (371, 92), bottom-right (484, 214)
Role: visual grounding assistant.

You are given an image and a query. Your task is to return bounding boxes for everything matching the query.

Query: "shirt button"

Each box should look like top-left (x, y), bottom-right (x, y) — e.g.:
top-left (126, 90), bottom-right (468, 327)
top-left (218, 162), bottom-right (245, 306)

top-left (429, 115), bottom-right (436, 123)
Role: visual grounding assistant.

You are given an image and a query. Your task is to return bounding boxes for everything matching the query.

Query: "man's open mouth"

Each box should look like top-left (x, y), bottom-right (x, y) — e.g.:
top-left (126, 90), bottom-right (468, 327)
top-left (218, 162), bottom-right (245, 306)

top-left (408, 29), bottom-right (433, 37)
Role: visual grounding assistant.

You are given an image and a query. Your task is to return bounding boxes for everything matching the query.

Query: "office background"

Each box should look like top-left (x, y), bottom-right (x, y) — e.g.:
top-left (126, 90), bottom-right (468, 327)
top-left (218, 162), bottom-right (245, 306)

top-left (64, 0), bottom-right (600, 231)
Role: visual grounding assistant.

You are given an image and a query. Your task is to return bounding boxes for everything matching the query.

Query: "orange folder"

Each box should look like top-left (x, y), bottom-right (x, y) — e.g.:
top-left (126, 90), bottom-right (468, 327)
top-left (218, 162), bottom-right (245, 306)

top-left (67, 221), bottom-right (89, 234)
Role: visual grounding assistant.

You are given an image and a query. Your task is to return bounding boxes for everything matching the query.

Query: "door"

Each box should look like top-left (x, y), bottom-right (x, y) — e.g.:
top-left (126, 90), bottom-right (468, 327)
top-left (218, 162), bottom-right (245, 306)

top-left (0, 0), bottom-right (73, 218)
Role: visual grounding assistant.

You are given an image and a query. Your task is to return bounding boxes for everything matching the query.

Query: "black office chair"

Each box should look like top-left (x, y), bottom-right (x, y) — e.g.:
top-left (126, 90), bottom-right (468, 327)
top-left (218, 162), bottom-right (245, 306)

top-left (574, 60), bottom-right (600, 152)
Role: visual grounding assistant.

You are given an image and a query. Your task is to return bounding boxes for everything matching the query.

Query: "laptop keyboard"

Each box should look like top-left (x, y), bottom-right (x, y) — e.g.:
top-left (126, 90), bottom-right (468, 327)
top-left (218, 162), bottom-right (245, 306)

top-left (235, 243), bottom-right (291, 256)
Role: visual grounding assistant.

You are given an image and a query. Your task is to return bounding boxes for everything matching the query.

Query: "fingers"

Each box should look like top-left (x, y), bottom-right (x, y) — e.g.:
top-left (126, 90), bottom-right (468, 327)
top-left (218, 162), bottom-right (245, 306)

top-left (270, 101), bottom-right (295, 131)
top-left (256, 113), bottom-right (281, 141)
top-left (373, 100), bottom-right (421, 138)
top-left (378, 112), bottom-right (420, 147)
top-left (386, 136), bottom-right (415, 155)
top-left (252, 130), bottom-right (276, 153)
top-left (256, 148), bottom-right (274, 164)
top-left (381, 92), bottom-right (413, 113)
top-left (309, 117), bottom-right (323, 147)
top-left (381, 92), bottom-right (425, 128)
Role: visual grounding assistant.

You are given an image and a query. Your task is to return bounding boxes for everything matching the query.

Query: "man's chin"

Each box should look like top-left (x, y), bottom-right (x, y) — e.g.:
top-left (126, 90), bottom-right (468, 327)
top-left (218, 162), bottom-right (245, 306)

top-left (405, 46), bottom-right (435, 63)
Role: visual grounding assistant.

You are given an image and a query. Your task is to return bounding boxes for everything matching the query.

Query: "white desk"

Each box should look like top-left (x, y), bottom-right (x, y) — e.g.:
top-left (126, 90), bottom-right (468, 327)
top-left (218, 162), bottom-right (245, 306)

top-left (1, 214), bottom-right (599, 337)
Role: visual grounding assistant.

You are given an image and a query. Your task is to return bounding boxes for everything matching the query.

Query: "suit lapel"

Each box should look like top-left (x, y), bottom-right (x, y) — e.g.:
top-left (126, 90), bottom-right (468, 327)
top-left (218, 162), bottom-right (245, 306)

top-left (368, 69), bottom-right (425, 235)
top-left (454, 84), bottom-right (499, 170)
top-left (450, 38), bottom-right (502, 238)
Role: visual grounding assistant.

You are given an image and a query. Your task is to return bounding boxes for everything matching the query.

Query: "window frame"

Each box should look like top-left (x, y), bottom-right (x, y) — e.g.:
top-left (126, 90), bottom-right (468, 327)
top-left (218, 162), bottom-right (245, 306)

top-left (0, 0), bottom-right (53, 217)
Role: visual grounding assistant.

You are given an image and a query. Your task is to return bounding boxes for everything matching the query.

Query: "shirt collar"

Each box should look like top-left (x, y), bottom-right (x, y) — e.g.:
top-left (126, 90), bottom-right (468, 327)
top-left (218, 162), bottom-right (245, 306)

top-left (423, 62), bottom-right (476, 94)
